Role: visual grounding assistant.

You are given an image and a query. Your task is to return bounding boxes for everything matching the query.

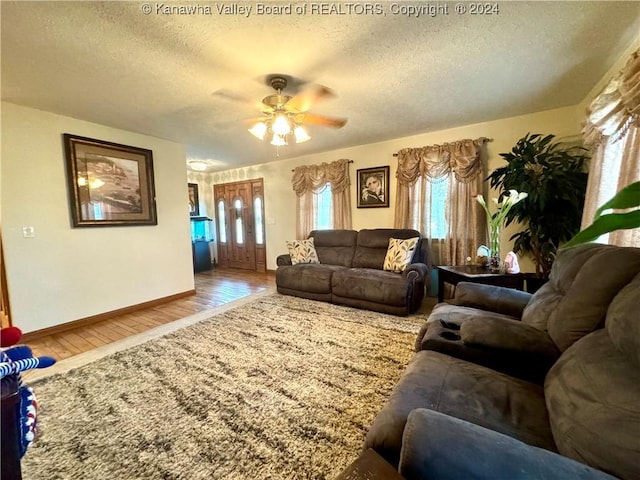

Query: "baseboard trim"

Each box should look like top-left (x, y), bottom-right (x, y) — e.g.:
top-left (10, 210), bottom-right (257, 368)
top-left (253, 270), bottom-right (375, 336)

top-left (21, 289), bottom-right (197, 342)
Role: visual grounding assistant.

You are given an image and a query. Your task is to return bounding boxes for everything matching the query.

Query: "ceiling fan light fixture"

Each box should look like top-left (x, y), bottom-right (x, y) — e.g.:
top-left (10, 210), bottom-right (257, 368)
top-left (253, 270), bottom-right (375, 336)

top-left (248, 121), bottom-right (268, 140)
top-left (272, 114), bottom-right (291, 136)
top-left (242, 74), bottom-right (346, 150)
top-left (270, 134), bottom-right (287, 146)
top-left (294, 125), bottom-right (311, 143)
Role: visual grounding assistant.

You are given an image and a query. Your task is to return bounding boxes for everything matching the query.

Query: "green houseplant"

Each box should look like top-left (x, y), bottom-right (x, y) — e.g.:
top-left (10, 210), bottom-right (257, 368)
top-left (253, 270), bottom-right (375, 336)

top-left (487, 133), bottom-right (589, 280)
top-left (563, 181), bottom-right (640, 248)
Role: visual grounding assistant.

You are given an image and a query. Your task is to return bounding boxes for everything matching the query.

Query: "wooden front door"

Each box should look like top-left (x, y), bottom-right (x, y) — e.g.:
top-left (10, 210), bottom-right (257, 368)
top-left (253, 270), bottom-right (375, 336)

top-left (214, 179), bottom-right (266, 272)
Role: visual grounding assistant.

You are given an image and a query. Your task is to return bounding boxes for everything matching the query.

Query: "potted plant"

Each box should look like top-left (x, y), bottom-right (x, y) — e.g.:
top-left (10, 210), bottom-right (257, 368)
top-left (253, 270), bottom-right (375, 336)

top-left (487, 133), bottom-right (589, 284)
top-left (563, 181), bottom-right (640, 247)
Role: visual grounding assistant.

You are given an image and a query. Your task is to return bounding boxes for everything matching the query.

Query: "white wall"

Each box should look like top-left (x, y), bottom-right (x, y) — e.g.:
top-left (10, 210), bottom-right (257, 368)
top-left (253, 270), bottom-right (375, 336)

top-left (1, 102), bottom-right (195, 333)
top-left (210, 105), bottom-right (580, 272)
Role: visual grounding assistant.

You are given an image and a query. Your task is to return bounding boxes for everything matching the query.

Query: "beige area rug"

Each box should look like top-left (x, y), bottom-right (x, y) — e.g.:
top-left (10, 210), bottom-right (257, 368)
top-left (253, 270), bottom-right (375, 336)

top-left (21, 293), bottom-right (430, 480)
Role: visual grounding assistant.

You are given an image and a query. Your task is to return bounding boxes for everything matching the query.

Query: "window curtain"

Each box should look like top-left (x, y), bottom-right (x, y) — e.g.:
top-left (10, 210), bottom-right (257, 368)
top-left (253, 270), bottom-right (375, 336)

top-left (582, 49), bottom-right (640, 247)
top-left (292, 158), bottom-right (352, 239)
top-left (395, 138), bottom-right (489, 266)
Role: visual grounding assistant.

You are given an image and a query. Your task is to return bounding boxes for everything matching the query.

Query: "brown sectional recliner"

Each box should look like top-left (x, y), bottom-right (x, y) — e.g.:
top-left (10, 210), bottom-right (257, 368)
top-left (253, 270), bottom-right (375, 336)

top-left (276, 229), bottom-right (429, 316)
top-left (417, 243), bottom-right (640, 383)
top-left (363, 243), bottom-right (640, 479)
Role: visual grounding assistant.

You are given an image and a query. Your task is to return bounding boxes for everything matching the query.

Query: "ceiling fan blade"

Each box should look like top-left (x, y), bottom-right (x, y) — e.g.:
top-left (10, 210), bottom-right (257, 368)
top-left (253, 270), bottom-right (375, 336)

top-left (212, 89), bottom-right (269, 112)
top-left (296, 113), bottom-right (347, 128)
top-left (285, 85), bottom-right (335, 113)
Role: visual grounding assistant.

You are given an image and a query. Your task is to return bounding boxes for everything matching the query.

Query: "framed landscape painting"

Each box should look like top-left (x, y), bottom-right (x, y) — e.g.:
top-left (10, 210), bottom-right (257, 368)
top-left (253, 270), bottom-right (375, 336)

top-left (63, 134), bottom-right (157, 227)
top-left (357, 166), bottom-right (390, 208)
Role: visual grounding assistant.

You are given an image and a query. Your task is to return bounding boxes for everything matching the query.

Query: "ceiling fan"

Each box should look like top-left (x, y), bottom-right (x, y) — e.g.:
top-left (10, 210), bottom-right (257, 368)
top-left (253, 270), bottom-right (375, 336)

top-left (245, 75), bottom-right (347, 147)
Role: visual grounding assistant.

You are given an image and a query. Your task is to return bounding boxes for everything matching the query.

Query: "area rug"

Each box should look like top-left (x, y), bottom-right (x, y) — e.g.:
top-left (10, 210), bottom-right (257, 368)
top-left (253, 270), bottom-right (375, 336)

top-left (21, 294), bottom-right (428, 480)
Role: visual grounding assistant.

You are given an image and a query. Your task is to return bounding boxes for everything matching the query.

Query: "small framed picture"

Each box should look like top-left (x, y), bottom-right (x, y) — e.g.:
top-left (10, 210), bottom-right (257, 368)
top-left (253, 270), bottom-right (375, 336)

top-left (63, 134), bottom-right (157, 227)
top-left (357, 166), bottom-right (390, 208)
top-left (188, 183), bottom-right (200, 216)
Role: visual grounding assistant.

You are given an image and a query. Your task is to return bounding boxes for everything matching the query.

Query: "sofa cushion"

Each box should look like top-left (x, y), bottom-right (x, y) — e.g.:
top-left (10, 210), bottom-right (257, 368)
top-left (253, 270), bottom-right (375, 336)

top-left (364, 350), bottom-right (554, 467)
top-left (520, 282), bottom-right (562, 330)
top-left (286, 238), bottom-right (319, 265)
top-left (399, 409), bottom-right (616, 480)
top-left (606, 272), bottom-right (640, 367)
top-left (332, 268), bottom-right (414, 307)
top-left (522, 244), bottom-right (640, 351)
top-left (383, 237), bottom-right (420, 272)
top-left (275, 264), bottom-right (346, 294)
top-left (309, 229), bottom-right (357, 267)
top-left (545, 329), bottom-right (640, 480)
top-left (352, 229), bottom-right (421, 269)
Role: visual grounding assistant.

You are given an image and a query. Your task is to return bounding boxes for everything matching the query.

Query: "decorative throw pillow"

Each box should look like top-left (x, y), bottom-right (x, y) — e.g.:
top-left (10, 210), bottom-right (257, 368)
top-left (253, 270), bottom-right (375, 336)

top-left (383, 237), bottom-right (420, 272)
top-left (286, 238), bottom-right (320, 265)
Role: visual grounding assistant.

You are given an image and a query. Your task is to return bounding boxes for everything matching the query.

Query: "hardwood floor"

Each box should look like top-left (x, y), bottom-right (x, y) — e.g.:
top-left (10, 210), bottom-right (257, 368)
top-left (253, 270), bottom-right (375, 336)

top-left (25, 268), bottom-right (275, 362)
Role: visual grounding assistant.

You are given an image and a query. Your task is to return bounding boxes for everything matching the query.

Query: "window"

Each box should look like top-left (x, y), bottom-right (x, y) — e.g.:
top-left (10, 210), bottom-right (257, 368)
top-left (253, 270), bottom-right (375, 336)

top-left (581, 50), bottom-right (639, 248)
top-left (429, 178), bottom-right (448, 239)
top-left (254, 197), bottom-right (264, 245)
top-left (407, 177), bottom-right (449, 240)
top-left (292, 159), bottom-right (351, 238)
top-left (584, 130), bottom-right (638, 246)
top-left (217, 200), bottom-right (227, 243)
top-left (234, 198), bottom-right (244, 244)
top-left (396, 139), bottom-right (487, 266)
top-left (314, 182), bottom-right (333, 230)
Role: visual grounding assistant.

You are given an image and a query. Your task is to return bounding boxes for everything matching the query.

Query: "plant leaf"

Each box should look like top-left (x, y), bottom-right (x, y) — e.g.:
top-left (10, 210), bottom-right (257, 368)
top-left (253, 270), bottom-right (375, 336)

top-left (593, 181), bottom-right (640, 220)
top-left (563, 211), bottom-right (640, 248)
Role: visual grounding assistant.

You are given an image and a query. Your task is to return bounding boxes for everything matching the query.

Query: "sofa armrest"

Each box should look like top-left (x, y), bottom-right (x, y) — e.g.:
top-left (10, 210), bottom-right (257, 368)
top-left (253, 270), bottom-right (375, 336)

top-left (399, 409), bottom-right (616, 480)
top-left (460, 316), bottom-right (559, 360)
top-left (402, 262), bottom-right (428, 282)
top-left (276, 254), bottom-right (292, 266)
top-left (417, 315), bottom-right (558, 383)
top-left (452, 281), bottom-right (532, 318)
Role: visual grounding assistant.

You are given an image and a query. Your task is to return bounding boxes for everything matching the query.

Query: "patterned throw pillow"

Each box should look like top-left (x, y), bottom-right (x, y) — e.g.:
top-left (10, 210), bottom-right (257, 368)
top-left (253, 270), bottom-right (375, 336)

top-left (286, 238), bottom-right (320, 265)
top-left (383, 237), bottom-right (420, 272)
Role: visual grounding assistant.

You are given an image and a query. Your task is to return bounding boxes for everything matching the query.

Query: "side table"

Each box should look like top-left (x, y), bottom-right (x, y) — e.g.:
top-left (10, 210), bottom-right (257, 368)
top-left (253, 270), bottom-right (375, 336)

top-left (437, 265), bottom-right (525, 302)
top-left (333, 449), bottom-right (404, 480)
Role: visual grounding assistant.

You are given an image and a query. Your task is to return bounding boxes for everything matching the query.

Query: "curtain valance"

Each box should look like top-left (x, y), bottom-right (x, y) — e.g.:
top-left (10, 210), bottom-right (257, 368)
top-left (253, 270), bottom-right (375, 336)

top-left (291, 158), bottom-right (350, 196)
top-left (396, 137), bottom-right (489, 186)
top-left (583, 49), bottom-right (640, 146)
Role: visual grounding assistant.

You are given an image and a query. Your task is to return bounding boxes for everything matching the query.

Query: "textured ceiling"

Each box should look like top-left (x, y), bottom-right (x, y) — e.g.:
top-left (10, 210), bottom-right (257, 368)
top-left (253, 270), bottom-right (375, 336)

top-left (2, 1), bottom-right (639, 172)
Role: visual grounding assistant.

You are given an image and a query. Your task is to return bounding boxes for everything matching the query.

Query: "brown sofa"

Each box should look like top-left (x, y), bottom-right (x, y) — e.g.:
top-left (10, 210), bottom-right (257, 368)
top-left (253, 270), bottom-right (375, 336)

top-left (276, 229), bottom-right (429, 316)
top-left (363, 244), bottom-right (640, 479)
top-left (417, 243), bottom-right (640, 383)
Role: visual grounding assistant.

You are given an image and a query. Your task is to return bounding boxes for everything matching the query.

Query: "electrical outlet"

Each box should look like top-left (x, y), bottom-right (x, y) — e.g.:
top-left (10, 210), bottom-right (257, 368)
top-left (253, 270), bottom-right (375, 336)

top-left (22, 226), bottom-right (36, 238)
